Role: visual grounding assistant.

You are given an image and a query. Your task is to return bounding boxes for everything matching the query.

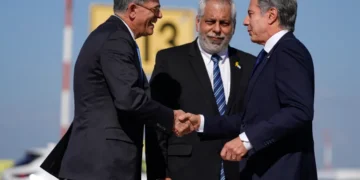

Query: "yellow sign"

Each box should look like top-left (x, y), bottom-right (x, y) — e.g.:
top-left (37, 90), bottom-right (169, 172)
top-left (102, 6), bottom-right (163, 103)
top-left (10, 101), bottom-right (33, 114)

top-left (0, 159), bottom-right (13, 177)
top-left (90, 4), bottom-right (196, 74)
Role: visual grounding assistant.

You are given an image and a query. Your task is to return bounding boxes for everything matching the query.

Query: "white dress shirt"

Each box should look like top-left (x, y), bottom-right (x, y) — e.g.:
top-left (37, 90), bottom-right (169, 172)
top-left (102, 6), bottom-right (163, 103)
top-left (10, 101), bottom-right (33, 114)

top-left (197, 39), bottom-right (231, 102)
top-left (263, 30), bottom-right (289, 53)
top-left (196, 38), bottom-right (231, 132)
top-left (198, 30), bottom-right (289, 151)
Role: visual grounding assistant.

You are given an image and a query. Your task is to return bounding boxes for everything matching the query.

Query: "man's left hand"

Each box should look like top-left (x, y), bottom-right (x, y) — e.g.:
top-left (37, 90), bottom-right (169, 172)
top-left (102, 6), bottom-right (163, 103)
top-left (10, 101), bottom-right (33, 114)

top-left (220, 137), bottom-right (248, 161)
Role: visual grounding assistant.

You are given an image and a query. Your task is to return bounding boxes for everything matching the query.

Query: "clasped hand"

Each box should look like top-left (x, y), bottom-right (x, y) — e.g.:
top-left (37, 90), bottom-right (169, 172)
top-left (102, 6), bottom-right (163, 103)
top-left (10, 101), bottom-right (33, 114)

top-left (172, 110), bottom-right (201, 137)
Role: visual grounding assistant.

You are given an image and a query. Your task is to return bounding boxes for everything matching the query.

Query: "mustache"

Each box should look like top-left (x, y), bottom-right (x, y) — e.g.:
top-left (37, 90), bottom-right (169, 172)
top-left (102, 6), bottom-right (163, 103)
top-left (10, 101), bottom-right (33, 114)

top-left (207, 34), bottom-right (226, 39)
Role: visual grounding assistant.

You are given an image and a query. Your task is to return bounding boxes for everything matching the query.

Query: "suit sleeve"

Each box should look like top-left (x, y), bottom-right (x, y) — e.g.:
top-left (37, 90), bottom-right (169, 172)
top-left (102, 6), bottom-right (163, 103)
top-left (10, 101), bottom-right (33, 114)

top-left (145, 51), bottom-right (172, 179)
top-left (203, 113), bottom-right (243, 137)
top-left (245, 40), bottom-right (315, 152)
top-left (100, 34), bottom-right (174, 132)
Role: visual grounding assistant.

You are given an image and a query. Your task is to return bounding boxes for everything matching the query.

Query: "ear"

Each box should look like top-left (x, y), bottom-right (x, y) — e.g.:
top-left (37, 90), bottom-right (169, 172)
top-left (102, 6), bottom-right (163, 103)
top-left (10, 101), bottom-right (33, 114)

top-left (196, 16), bottom-right (201, 32)
top-left (267, 7), bottom-right (278, 25)
top-left (128, 3), bottom-right (137, 19)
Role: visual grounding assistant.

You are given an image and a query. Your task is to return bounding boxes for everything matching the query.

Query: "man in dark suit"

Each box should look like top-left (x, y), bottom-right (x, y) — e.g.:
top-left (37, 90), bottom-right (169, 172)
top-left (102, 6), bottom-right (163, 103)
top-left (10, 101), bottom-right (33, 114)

top-left (177, 0), bottom-right (318, 179)
top-left (40, 1), bottom-right (192, 180)
top-left (145, 1), bottom-right (255, 180)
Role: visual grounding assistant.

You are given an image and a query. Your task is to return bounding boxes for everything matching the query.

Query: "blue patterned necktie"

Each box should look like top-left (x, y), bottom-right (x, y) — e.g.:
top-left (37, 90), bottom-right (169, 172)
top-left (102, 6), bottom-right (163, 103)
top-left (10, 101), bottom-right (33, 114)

top-left (211, 54), bottom-right (227, 180)
top-left (251, 49), bottom-right (267, 76)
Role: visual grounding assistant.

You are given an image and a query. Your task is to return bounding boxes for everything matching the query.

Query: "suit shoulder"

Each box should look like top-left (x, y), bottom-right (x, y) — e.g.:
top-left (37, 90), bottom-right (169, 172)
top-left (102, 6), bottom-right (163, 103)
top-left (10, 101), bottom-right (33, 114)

top-left (90, 20), bottom-right (133, 43)
top-left (230, 47), bottom-right (256, 62)
top-left (277, 35), bottom-right (308, 51)
top-left (277, 36), bottom-right (312, 57)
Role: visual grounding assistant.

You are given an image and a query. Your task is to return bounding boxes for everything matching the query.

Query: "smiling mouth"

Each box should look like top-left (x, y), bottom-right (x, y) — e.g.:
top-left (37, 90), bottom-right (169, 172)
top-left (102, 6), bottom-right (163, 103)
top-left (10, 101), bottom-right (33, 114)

top-left (208, 36), bottom-right (224, 42)
top-left (148, 21), bottom-right (156, 27)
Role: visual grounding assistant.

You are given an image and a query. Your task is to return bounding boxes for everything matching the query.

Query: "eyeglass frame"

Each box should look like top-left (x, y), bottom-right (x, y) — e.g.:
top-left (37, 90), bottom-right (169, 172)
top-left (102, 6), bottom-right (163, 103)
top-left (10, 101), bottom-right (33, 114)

top-left (135, 3), bottom-right (161, 17)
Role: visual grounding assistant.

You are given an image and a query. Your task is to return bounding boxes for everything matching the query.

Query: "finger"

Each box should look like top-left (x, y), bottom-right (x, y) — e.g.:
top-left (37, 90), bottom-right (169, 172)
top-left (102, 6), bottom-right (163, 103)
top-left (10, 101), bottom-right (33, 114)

top-left (220, 146), bottom-right (228, 158)
top-left (178, 113), bottom-right (191, 122)
top-left (189, 124), bottom-right (195, 132)
top-left (225, 150), bottom-right (232, 161)
top-left (226, 144), bottom-right (235, 155)
top-left (178, 122), bottom-right (191, 135)
top-left (235, 148), bottom-right (244, 157)
top-left (185, 121), bottom-right (194, 132)
top-left (188, 115), bottom-right (199, 126)
top-left (183, 122), bottom-right (194, 135)
top-left (174, 125), bottom-right (184, 137)
top-left (231, 153), bottom-right (237, 161)
top-left (232, 146), bottom-right (240, 155)
top-left (177, 123), bottom-right (186, 132)
top-left (174, 110), bottom-right (185, 119)
top-left (174, 122), bottom-right (183, 133)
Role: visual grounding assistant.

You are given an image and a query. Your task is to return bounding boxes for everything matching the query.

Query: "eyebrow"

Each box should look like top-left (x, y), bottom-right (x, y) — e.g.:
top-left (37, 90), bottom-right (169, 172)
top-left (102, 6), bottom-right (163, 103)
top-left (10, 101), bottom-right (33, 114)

top-left (205, 18), bottom-right (231, 22)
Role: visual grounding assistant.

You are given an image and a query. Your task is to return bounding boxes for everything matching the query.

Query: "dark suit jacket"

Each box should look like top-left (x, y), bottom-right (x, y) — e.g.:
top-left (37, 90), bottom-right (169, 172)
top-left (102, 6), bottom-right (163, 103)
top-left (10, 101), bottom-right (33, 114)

top-left (40, 15), bottom-right (174, 180)
top-left (145, 40), bottom-right (255, 180)
top-left (203, 32), bottom-right (317, 180)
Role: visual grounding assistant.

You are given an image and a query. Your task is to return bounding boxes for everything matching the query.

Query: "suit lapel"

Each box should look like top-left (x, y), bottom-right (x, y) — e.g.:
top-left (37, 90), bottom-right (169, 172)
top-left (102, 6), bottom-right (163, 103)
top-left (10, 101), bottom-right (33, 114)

top-left (109, 15), bottom-right (145, 88)
top-left (226, 47), bottom-right (243, 114)
top-left (188, 40), bottom-right (219, 113)
top-left (243, 53), bottom-right (270, 106)
top-left (244, 32), bottom-right (295, 106)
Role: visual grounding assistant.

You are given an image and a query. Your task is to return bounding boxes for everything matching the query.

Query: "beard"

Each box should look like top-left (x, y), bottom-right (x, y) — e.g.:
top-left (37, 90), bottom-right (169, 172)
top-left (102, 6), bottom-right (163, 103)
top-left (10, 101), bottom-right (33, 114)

top-left (198, 31), bottom-right (233, 54)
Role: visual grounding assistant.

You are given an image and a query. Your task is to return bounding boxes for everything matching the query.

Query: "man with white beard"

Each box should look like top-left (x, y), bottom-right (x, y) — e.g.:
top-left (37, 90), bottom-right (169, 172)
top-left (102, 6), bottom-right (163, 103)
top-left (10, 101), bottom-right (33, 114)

top-left (145, 1), bottom-right (256, 180)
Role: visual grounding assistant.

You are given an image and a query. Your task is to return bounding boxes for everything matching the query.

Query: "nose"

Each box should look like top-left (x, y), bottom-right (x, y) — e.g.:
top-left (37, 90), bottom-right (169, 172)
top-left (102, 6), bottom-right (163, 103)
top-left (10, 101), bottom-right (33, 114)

top-left (243, 15), bottom-right (249, 26)
top-left (157, 10), bottom-right (163, 19)
top-left (213, 22), bottom-right (221, 34)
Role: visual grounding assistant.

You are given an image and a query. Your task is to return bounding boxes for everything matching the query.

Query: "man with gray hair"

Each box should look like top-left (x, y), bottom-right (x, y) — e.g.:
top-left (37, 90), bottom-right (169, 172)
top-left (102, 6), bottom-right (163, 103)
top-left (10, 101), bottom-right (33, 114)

top-left (146, 0), bottom-right (255, 180)
top-left (40, 0), bottom-right (192, 180)
top-left (176, 0), bottom-right (318, 179)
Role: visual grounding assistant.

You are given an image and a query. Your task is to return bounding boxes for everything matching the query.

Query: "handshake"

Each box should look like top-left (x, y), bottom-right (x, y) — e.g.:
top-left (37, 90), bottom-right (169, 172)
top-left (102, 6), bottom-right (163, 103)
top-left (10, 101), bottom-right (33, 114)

top-left (172, 110), bottom-right (201, 137)
top-left (171, 110), bottom-right (249, 162)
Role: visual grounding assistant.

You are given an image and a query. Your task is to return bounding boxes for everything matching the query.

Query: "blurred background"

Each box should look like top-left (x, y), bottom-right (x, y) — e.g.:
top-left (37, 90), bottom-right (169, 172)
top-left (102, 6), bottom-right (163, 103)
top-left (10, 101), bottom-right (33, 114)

top-left (0, 0), bottom-right (359, 179)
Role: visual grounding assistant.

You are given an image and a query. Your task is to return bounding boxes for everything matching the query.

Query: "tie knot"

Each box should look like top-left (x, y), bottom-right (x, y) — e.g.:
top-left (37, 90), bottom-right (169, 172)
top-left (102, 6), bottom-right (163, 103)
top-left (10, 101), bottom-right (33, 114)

top-left (258, 49), bottom-right (267, 59)
top-left (211, 54), bottom-right (221, 63)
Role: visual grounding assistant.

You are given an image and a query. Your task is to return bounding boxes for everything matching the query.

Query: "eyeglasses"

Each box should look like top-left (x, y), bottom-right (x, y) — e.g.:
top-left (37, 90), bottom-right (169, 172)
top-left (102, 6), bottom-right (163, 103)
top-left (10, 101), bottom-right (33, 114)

top-left (136, 3), bottom-right (161, 16)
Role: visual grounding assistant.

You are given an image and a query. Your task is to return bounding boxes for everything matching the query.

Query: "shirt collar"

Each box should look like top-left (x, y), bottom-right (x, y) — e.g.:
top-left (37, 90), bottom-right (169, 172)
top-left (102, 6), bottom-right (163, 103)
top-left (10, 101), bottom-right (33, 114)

top-left (113, 14), bottom-right (135, 40)
top-left (197, 38), bottom-right (228, 64)
top-left (264, 30), bottom-right (289, 53)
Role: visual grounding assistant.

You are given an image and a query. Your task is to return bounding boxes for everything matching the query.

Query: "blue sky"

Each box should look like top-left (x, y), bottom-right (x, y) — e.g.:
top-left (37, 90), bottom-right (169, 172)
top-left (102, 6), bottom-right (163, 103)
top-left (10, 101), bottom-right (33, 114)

top-left (1, 0), bottom-right (359, 169)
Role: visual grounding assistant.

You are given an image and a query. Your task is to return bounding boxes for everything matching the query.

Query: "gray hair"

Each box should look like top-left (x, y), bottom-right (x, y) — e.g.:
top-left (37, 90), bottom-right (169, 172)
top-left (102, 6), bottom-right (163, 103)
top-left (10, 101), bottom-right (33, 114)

top-left (197, 0), bottom-right (237, 27)
top-left (113, 0), bottom-right (146, 12)
top-left (258, 0), bottom-right (297, 32)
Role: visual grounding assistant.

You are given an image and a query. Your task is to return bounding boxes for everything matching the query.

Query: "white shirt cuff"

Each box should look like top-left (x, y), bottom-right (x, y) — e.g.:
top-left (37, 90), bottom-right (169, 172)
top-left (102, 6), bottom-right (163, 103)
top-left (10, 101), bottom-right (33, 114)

top-left (196, 115), bottom-right (205, 133)
top-left (239, 132), bottom-right (253, 150)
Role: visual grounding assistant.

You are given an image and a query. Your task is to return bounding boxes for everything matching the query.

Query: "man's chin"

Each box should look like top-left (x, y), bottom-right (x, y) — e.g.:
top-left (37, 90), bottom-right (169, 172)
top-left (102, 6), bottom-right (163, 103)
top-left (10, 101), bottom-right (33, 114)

top-left (250, 37), bottom-right (261, 44)
top-left (146, 28), bottom-right (154, 35)
top-left (141, 31), bottom-right (154, 37)
top-left (210, 44), bottom-right (227, 52)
